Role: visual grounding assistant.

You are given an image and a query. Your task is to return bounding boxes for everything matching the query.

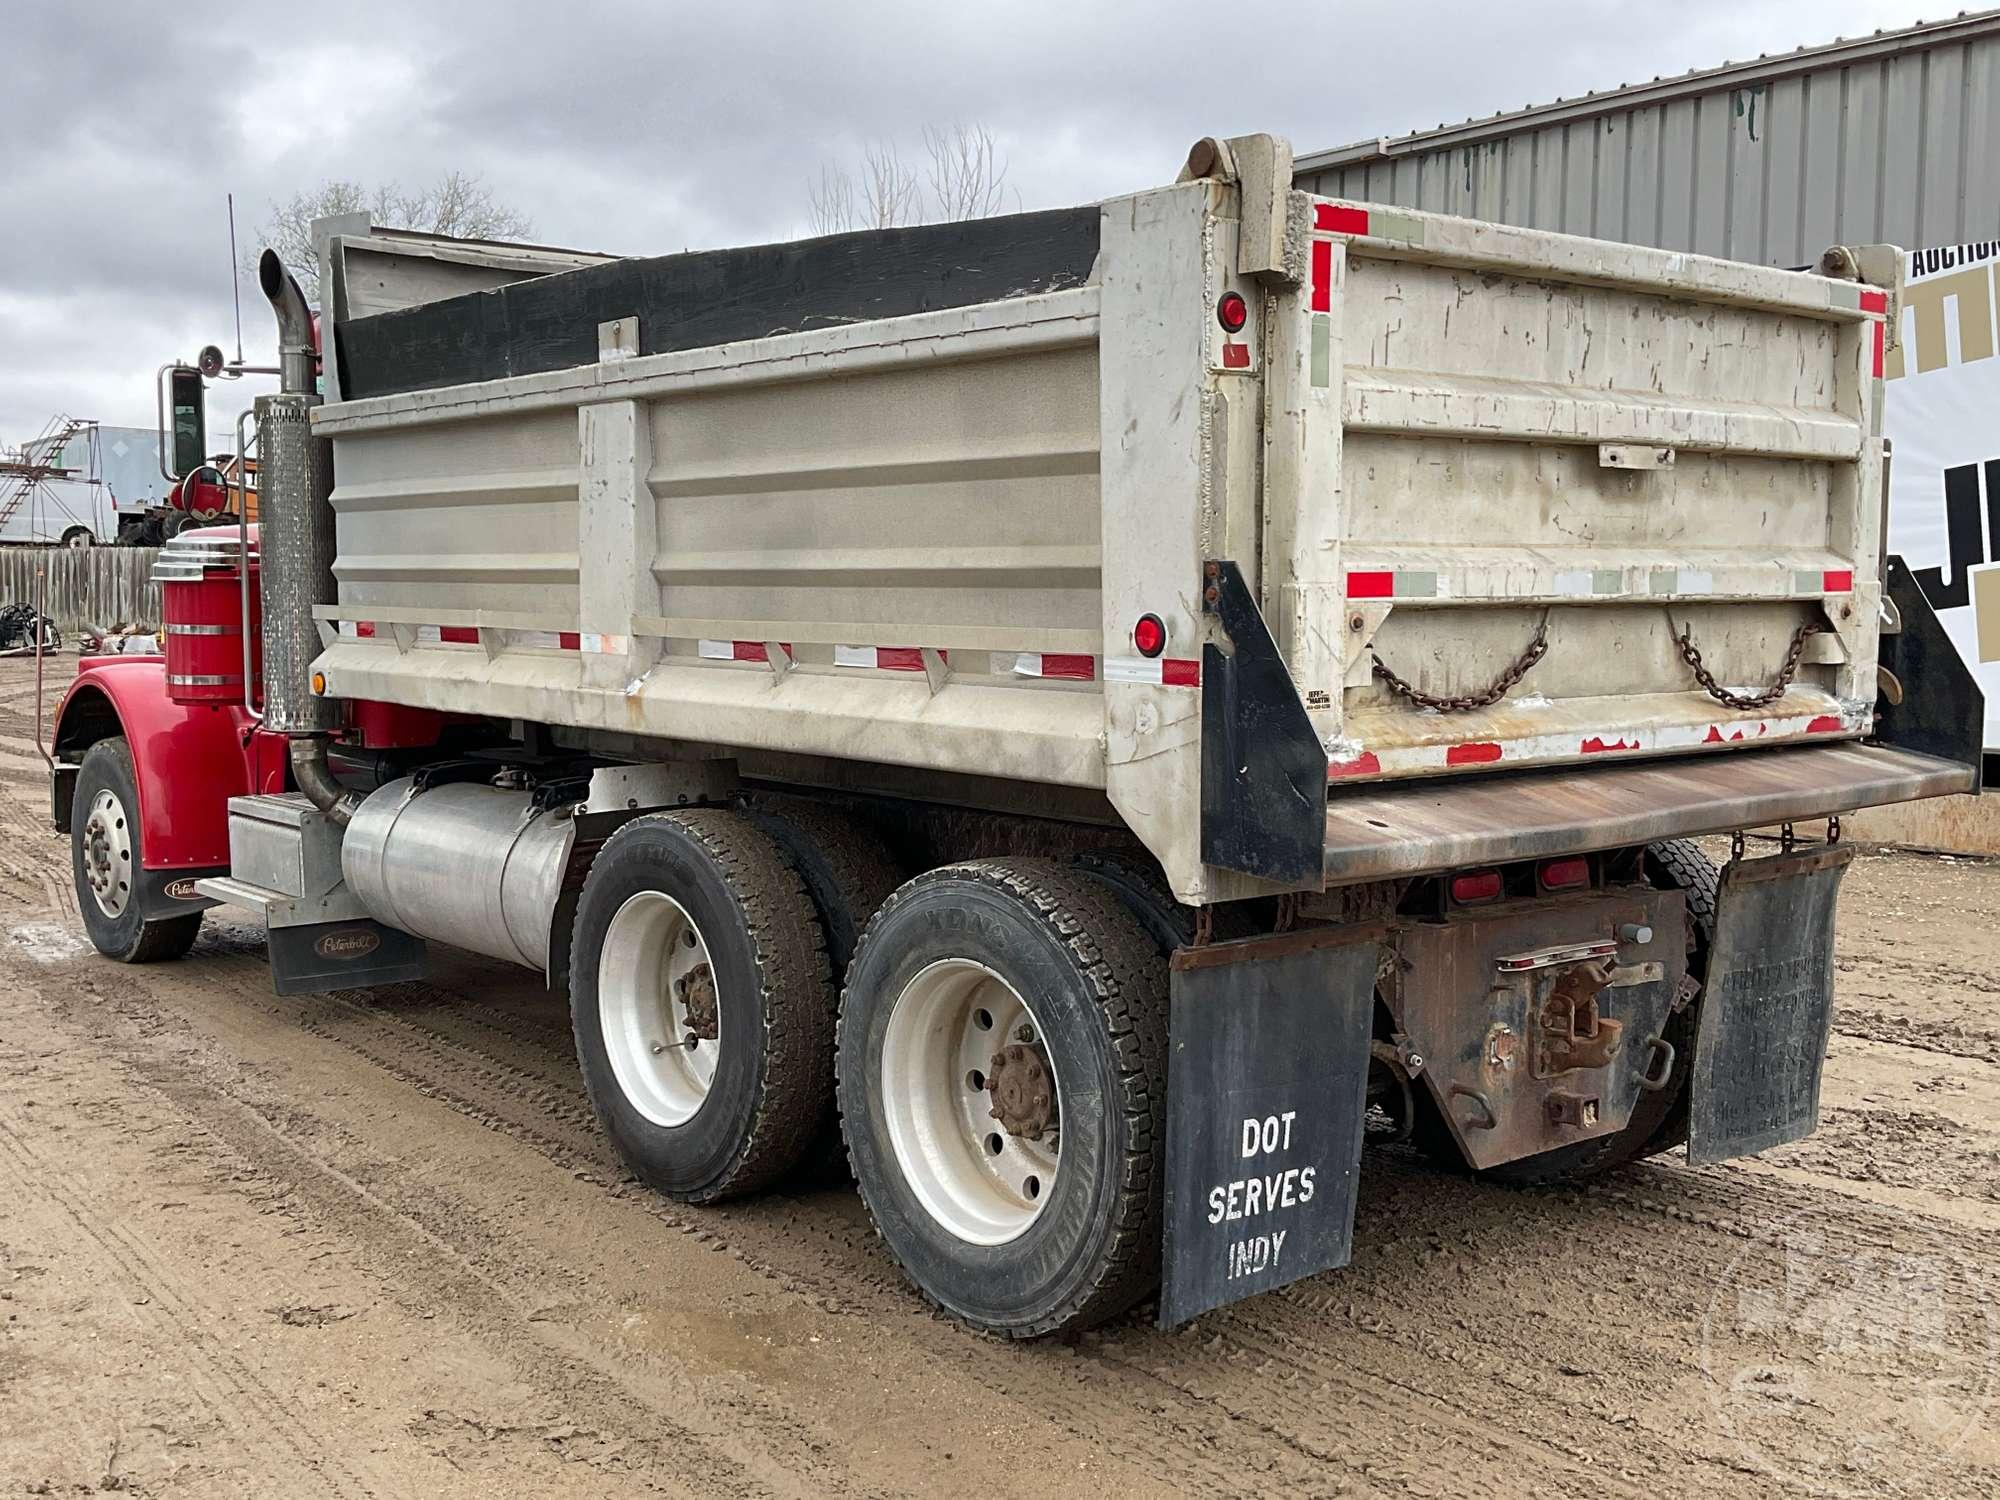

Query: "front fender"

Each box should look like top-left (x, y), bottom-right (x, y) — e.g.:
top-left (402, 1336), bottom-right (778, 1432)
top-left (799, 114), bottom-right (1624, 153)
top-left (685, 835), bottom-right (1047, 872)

top-left (51, 658), bottom-right (285, 870)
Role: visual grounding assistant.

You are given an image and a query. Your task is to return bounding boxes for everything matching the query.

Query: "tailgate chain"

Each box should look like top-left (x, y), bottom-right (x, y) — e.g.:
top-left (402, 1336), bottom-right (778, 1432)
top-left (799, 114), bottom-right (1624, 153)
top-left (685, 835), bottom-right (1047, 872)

top-left (1371, 611), bottom-right (1549, 713)
top-left (1669, 613), bottom-right (1821, 711)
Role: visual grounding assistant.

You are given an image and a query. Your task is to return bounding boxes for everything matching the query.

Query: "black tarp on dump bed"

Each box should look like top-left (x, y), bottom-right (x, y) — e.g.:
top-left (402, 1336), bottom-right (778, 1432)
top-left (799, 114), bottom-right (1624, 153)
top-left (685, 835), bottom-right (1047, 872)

top-left (336, 206), bottom-right (1101, 401)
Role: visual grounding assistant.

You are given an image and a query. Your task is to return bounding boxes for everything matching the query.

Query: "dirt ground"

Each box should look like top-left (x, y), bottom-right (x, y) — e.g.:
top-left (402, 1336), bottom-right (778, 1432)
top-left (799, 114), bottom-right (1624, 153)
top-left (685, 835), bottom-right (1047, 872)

top-left (1, 654), bottom-right (1997, 1498)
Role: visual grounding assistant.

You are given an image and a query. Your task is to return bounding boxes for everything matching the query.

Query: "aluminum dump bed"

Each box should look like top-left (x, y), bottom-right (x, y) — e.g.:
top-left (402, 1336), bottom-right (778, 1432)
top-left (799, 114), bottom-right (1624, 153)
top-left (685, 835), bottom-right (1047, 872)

top-left (306, 138), bottom-right (1970, 903)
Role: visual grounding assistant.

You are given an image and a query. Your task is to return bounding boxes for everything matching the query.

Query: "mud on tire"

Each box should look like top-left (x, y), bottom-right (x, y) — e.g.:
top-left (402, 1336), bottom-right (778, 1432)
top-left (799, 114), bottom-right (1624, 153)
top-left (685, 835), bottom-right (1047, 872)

top-left (837, 858), bottom-right (1168, 1338)
top-left (568, 809), bottom-right (833, 1203)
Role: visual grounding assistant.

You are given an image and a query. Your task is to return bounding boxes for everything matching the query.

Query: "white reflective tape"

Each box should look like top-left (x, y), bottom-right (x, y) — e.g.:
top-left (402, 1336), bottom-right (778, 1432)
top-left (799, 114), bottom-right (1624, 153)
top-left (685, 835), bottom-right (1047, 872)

top-left (1678, 569), bottom-right (1716, 595)
top-left (1102, 656), bottom-right (1165, 684)
top-left (833, 644), bottom-right (877, 668)
top-left (1552, 569), bottom-right (1593, 598)
top-left (515, 630), bottom-right (562, 649)
top-left (697, 639), bottom-right (735, 659)
top-left (580, 633), bottom-right (626, 654)
top-left (414, 624), bottom-right (442, 645)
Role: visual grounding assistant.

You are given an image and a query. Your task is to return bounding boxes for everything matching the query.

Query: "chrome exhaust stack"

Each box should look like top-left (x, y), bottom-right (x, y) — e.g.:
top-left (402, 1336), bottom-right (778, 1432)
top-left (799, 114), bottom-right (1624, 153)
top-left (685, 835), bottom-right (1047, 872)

top-left (257, 249), bottom-right (355, 824)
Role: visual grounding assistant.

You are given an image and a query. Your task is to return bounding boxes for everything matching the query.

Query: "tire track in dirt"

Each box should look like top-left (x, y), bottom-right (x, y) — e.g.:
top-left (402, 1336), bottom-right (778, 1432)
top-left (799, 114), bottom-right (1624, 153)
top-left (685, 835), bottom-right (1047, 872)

top-left (0, 1106), bottom-right (391, 1499)
top-left (34, 966), bottom-right (801, 1500)
top-left (54, 945), bottom-right (1308, 1496)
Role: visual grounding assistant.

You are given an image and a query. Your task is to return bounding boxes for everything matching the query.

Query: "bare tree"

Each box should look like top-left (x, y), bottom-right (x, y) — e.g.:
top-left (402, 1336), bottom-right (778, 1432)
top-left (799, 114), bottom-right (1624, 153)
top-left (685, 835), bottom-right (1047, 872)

top-left (923, 124), bottom-right (1014, 222)
top-left (807, 125), bottom-right (1013, 234)
top-left (252, 171), bottom-right (533, 300)
top-left (810, 141), bottom-right (925, 234)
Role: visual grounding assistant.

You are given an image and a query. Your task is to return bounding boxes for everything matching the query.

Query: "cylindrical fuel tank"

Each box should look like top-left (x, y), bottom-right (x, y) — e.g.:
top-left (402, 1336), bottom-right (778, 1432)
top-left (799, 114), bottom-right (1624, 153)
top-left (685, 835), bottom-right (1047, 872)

top-left (341, 778), bottom-right (576, 972)
top-left (154, 529), bottom-right (262, 706)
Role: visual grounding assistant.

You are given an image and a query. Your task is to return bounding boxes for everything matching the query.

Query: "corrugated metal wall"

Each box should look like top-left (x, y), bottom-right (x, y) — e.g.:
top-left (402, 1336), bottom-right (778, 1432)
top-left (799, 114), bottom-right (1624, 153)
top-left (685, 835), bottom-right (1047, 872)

top-left (1297, 16), bottom-right (2000, 267)
top-left (0, 547), bottom-right (161, 631)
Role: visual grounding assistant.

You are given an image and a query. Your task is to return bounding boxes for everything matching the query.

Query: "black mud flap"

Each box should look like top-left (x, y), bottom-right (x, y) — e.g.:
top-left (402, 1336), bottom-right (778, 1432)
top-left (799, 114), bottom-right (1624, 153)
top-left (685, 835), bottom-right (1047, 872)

top-left (1877, 554), bottom-right (1984, 782)
top-left (267, 919), bottom-right (426, 997)
top-left (1200, 559), bottom-right (1329, 884)
top-left (1159, 926), bottom-right (1377, 1328)
top-left (1687, 844), bottom-right (1854, 1164)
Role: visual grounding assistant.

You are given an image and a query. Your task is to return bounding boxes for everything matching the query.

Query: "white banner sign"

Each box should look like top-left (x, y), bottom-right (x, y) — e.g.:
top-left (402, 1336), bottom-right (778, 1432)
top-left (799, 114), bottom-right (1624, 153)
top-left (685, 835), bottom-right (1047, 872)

top-left (1884, 241), bottom-right (2000, 749)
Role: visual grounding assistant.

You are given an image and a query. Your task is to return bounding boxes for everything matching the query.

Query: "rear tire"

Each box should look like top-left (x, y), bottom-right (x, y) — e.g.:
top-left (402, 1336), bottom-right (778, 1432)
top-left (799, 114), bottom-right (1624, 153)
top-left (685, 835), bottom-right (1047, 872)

top-left (837, 859), bottom-right (1168, 1337)
top-left (568, 810), bottom-right (834, 1203)
top-left (71, 738), bottom-right (201, 963)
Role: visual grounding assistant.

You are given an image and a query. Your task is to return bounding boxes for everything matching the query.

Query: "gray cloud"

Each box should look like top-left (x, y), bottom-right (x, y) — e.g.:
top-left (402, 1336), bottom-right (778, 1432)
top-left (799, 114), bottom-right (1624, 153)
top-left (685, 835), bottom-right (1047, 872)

top-left (0, 0), bottom-right (1941, 442)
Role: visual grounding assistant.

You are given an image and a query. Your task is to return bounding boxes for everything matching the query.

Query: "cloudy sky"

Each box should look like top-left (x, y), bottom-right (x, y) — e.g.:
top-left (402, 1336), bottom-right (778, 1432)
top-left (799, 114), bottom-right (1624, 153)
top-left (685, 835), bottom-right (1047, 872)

top-left (0, 0), bottom-right (1949, 450)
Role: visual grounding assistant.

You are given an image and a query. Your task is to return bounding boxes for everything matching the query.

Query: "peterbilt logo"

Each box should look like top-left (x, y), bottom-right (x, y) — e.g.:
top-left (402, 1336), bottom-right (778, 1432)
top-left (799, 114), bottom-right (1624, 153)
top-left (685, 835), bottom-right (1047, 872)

top-left (163, 878), bottom-right (203, 900)
top-left (315, 929), bottom-right (382, 960)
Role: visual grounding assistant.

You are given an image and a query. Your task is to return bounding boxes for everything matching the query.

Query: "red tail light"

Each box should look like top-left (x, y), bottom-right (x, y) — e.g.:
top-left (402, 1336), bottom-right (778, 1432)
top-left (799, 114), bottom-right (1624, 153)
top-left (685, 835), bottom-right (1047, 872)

top-left (1538, 857), bottom-right (1589, 891)
top-left (1216, 291), bottom-right (1249, 332)
top-left (1132, 613), bottom-right (1167, 658)
top-left (1449, 870), bottom-right (1503, 904)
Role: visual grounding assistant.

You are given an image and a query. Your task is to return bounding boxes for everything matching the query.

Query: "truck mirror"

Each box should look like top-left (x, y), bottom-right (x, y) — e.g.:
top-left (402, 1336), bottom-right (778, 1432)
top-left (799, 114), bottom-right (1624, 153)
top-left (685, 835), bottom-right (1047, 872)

top-left (168, 366), bottom-right (206, 479)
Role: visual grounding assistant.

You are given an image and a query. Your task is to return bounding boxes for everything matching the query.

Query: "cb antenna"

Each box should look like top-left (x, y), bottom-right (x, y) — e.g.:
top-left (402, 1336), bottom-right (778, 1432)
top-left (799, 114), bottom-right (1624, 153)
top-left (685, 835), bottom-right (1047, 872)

top-left (227, 192), bottom-right (244, 367)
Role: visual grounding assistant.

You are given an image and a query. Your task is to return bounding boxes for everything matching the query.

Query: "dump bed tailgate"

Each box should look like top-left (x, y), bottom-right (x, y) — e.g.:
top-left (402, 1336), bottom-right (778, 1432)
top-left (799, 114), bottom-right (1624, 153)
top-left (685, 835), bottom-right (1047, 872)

top-left (1300, 199), bottom-right (1891, 783)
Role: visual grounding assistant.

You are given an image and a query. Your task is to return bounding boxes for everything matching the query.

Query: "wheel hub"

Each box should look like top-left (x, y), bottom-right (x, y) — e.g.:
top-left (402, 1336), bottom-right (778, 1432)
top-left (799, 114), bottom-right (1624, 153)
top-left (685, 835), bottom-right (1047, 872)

top-left (80, 789), bottom-right (132, 919)
top-left (879, 959), bottom-right (1063, 1246)
top-left (986, 1041), bottom-right (1057, 1138)
top-left (598, 890), bottom-right (721, 1128)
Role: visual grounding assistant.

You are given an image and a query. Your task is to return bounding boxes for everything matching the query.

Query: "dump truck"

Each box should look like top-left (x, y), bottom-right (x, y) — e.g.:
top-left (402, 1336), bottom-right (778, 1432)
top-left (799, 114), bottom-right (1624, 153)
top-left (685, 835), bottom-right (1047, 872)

top-left (45, 135), bottom-right (1981, 1336)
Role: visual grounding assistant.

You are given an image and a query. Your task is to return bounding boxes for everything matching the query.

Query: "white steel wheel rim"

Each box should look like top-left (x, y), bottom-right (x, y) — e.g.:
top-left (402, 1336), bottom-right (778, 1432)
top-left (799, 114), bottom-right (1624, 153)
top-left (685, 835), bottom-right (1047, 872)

top-left (598, 890), bottom-right (721, 1128)
top-left (81, 788), bottom-right (133, 919)
top-left (880, 959), bottom-right (1062, 1247)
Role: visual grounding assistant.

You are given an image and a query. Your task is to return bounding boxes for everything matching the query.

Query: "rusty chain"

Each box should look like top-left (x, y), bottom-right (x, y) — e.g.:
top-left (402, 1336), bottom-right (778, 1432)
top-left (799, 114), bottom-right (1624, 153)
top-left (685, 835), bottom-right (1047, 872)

top-left (1668, 612), bottom-right (1821, 711)
top-left (1371, 611), bottom-right (1550, 713)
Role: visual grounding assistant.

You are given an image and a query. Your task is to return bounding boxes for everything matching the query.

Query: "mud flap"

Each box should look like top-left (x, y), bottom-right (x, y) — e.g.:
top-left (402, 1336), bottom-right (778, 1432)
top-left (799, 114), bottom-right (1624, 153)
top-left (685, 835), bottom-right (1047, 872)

top-left (1159, 926), bottom-right (1377, 1328)
top-left (267, 918), bottom-right (426, 997)
top-left (1687, 844), bottom-right (1853, 1164)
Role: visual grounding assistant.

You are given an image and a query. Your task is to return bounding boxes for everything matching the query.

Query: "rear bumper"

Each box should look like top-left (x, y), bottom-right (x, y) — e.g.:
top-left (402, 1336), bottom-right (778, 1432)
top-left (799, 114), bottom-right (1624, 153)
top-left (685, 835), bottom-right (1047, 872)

top-left (1323, 742), bottom-right (1975, 883)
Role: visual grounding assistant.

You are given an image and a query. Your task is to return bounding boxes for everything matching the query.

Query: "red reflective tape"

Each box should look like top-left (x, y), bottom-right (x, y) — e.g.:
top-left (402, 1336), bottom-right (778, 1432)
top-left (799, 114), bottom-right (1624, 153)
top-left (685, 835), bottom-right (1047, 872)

top-left (1580, 735), bottom-right (1639, 754)
top-left (355, 621), bottom-right (376, 639)
top-left (875, 647), bottom-right (925, 672)
top-left (732, 641), bottom-right (768, 662)
top-left (1221, 340), bottom-right (1250, 369)
top-left (1328, 750), bottom-right (1381, 780)
top-left (1859, 289), bottom-right (1888, 315)
top-left (1039, 653), bottom-right (1096, 681)
top-left (1347, 570), bottom-right (1394, 599)
top-left (1807, 715), bottom-right (1843, 734)
top-left (557, 631), bottom-right (580, 649)
top-left (1314, 203), bottom-right (1370, 235)
top-left (1823, 568), bottom-right (1853, 593)
top-left (1161, 657), bottom-right (1201, 687)
top-left (1872, 320), bottom-right (1885, 377)
top-left (438, 625), bottom-right (479, 644)
top-left (1310, 238), bottom-right (1332, 312)
top-left (1445, 742), bottom-right (1502, 766)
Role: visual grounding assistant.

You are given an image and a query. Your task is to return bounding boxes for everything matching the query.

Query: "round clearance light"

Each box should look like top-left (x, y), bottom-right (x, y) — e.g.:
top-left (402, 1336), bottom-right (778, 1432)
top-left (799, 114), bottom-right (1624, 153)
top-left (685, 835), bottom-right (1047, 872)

top-left (1216, 291), bottom-right (1249, 333)
top-left (310, 671), bottom-right (327, 695)
top-left (1133, 613), bottom-right (1167, 658)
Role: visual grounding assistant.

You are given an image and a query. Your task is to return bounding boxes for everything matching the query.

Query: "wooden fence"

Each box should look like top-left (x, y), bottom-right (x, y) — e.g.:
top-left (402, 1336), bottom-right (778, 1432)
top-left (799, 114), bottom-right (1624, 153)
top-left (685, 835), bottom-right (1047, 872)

top-left (0, 546), bottom-right (162, 631)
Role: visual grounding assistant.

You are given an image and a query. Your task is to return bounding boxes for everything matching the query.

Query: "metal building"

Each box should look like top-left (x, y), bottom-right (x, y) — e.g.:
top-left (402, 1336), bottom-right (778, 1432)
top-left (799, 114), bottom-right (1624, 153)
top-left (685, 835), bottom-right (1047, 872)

top-left (1294, 9), bottom-right (2000, 267)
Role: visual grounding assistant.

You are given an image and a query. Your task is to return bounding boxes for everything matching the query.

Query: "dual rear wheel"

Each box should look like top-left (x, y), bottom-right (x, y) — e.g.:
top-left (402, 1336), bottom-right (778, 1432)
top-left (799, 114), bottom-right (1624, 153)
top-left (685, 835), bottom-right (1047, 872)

top-left (567, 813), bottom-right (1169, 1336)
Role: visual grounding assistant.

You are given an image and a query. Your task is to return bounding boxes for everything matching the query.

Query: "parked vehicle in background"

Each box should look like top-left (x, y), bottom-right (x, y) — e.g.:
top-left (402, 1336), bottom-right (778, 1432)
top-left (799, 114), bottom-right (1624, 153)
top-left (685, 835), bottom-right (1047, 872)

top-left (0, 417), bottom-right (259, 547)
top-left (45, 134), bottom-right (1983, 1339)
top-left (0, 418), bottom-right (119, 546)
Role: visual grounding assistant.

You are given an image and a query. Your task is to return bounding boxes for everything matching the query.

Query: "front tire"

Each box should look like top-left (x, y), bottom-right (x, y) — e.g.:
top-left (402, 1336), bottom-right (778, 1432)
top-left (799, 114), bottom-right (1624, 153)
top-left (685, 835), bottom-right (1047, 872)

top-left (568, 810), bottom-right (834, 1203)
top-left (71, 737), bottom-right (201, 962)
top-left (837, 859), bottom-right (1168, 1338)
